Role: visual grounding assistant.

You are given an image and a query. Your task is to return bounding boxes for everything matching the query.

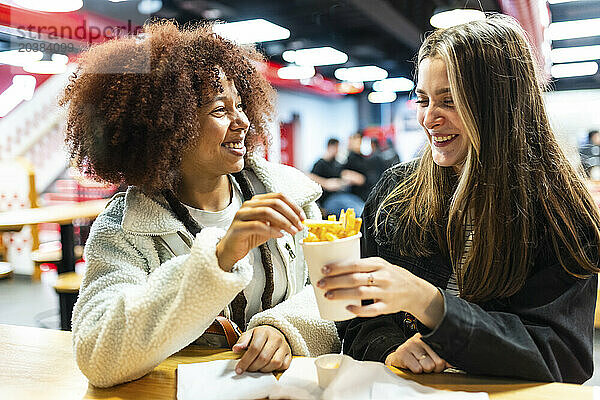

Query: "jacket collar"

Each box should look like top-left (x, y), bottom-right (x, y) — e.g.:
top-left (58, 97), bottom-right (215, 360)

top-left (121, 154), bottom-right (322, 236)
top-left (121, 188), bottom-right (185, 235)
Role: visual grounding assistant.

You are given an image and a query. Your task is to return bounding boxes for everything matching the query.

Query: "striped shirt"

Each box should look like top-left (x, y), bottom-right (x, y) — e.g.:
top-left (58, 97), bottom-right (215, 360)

top-left (446, 213), bottom-right (474, 297)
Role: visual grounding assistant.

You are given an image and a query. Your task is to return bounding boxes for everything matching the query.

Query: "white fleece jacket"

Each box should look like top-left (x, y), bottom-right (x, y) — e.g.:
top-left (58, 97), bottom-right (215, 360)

top-left (71, 156), bottom-right (340, 388)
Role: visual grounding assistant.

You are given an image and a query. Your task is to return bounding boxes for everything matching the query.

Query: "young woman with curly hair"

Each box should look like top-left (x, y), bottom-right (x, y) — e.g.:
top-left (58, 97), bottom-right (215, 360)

top-left (319, 14), bottom-right (600, 383)
top-left (62, 20), bottom-right (339, 388)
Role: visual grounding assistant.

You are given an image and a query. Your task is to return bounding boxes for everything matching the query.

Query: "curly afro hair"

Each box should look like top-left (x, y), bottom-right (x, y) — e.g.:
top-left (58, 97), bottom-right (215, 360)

top-left (60, 20), bottom-right (275, 194)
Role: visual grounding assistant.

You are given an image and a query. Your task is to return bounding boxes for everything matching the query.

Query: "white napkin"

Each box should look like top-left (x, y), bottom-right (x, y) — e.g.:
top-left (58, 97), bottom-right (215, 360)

top-left (322, 355), bottom-right (489, 400)
top-left (177, 356), bottom-right (490, 400)
top-left (371, 382), bottom-right (489, 399)
top-left (177, 359), bottom-right (278, 400)
top-left (270, 357), bottom-right (322, 400)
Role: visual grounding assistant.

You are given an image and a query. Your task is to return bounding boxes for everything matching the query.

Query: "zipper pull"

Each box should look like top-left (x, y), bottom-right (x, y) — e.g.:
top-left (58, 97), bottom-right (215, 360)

top-left (284, 242), bottom-right (296, 260)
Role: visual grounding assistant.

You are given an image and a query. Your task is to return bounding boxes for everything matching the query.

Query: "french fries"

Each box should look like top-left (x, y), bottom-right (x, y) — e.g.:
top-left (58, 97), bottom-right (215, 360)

top-left (302, 208), bottom-right (362, 242)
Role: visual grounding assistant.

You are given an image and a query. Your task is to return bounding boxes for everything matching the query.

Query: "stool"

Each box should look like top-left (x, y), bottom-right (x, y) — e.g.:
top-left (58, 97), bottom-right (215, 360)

top-left (53, 272), bottom-right (82, 331)
top-left (31, 244), bottom-right (84, 281)
top-left (0, 261), bottom-right (13, 279)
top-left (31, 247), bottom-right (61, 281)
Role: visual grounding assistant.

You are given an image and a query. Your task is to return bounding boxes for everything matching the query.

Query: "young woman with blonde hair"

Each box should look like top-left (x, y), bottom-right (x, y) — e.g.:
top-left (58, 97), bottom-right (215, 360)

top-left (319, 14), bottom-right (600, 383)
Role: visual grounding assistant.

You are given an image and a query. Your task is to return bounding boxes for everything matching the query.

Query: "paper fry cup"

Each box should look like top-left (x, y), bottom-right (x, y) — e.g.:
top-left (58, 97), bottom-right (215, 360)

top-left (301, 233), bottom-right (361, 321)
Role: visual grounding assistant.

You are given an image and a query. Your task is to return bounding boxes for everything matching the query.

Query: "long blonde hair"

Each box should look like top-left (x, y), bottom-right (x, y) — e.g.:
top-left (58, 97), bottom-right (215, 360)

top-left (376, 14), bottom-right (600, 302)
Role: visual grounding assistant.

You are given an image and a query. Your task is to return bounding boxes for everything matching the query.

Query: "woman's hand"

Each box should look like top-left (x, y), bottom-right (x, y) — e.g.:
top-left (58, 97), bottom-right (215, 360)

top-left (385, 333), bottom-right (451, 374)
top-left (216, 193), bottom-right (306, 271)
top-left (232, 325), bottom-right (292, 374)
top-left (317, 257), bottom-right (445, 329)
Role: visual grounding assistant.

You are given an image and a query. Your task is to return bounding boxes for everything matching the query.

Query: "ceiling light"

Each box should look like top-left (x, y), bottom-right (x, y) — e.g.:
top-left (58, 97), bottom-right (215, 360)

top-left (335, 81), bottom-right (364, 95)
top-left (14, 0), bottom-right (82, 12)
top-left (23, 53), bottom-right (69, 74)
top-left (430, 8), bottom-right (485, 29)
top-left (551, 61), bottom-right (598, 78)
top-left (213, 19), bottom-right (290, 44)
top-left (282, 47), bottom-right (348, 66)
top-left (202, 9), bottom-right (222, 19)
top-left (0, 75), bottom-right (36, 117)
top-left (0, 50), bottom-right (43, 67)
top-left (548, 18), bottom-right (600, 41)
top-left (373, 77), bottom-right (414, 92)
top-left (368, 91), bottom-right (397, 104)
top-left (334, 66), bottom-right (388, 82)
top-left (137, 0), bottom-right (162, 14)
top-left (281, 50), bottom-right (295, 63)
top-left (551, 45), bottom-right (600, 63)
top-left (277, 65), bottom-right (315, 80)
top-left (51, 54), bottom-right (69, 64)
top-left (23, 62), bottom-right (67, 74)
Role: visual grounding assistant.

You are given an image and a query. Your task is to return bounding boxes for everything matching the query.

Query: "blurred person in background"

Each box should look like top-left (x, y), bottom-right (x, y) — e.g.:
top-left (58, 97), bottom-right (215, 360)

top-left (61, 21), bottom-right (339, 388)
top-left (368, 138), bottom-right (387, 178)
top-left (369, 137), bottom-right (401, 178)
top-left (382, 137), bottom-right (401, 168)
top-left (320, 14), bottom-right (600, 383)
top-left (309, 138), bottom-right (365, 216)
top-left (579, 129), bottom-right (600, 180)
top-left (344, 132), bottom-right (377, 202)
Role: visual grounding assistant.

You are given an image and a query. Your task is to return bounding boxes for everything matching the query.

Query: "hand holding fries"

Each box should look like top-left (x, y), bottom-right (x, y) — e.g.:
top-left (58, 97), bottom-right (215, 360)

top-left (216, 193), bottom-right (305, 271)
top-left (300, 208), bottom-right (363, 320)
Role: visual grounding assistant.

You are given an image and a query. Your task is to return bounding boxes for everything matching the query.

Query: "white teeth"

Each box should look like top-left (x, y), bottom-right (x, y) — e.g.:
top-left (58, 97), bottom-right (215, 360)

top-left (432, 134), bottom-right (457, 142)
top-left (223, 142), bottom-right (244, 149)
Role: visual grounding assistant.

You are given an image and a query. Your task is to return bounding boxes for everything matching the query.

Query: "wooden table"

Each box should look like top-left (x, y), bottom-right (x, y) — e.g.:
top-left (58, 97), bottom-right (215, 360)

top-left (0, 199), bottom-right (108, 274)
top-left (0, 324), bottom-right (595, 400)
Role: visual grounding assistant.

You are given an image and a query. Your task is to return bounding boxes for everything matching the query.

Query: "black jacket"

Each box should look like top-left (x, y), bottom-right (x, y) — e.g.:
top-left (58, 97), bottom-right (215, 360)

top-left (337, 161), bottom-right (598, 383)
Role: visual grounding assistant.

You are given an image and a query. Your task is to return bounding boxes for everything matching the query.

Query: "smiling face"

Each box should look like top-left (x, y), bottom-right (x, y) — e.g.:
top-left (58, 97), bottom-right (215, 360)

top-left (180, 73), bottom-right (250, 179)
top-left (416, 57), bottom-right (469, 170)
